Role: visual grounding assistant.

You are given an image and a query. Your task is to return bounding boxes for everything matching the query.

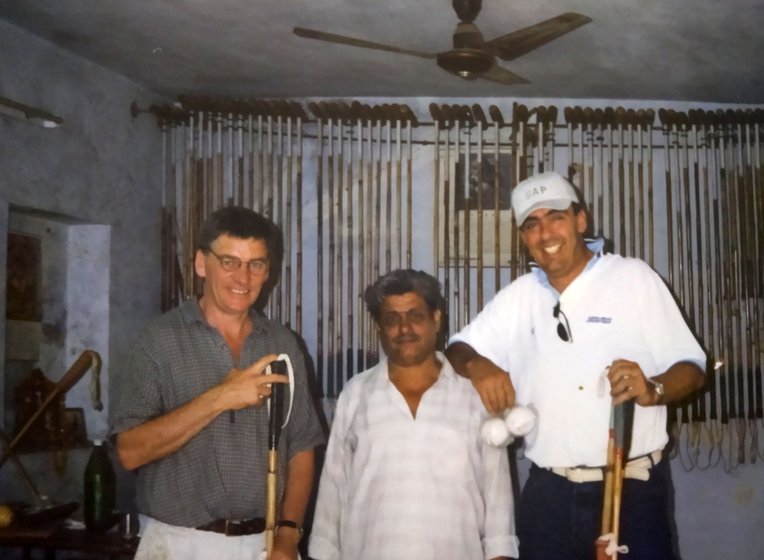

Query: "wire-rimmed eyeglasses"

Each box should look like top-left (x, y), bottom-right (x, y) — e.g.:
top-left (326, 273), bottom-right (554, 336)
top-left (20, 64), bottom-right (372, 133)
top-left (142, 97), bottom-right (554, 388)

top-left (207, 248), bottom-right (269, 275)
top-left (553, 302), bottom-right (573, 343)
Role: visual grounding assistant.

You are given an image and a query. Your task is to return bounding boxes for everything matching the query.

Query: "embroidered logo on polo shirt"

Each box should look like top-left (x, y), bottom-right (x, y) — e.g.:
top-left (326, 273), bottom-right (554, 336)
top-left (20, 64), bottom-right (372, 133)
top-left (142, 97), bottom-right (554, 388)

top-left (586, 316), bottom-right (612, 324)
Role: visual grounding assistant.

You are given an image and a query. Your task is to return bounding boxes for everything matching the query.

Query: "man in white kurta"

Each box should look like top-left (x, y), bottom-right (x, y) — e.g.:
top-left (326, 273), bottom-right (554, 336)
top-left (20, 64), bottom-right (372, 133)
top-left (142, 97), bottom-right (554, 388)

top-left (309, 270), bottom-right (518, 560)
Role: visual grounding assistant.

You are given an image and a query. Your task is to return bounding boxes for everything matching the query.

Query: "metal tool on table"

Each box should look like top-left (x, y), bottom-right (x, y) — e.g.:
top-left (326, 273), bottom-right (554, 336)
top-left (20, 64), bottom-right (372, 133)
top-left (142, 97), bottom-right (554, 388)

top-left (0, 426), bottom-right (78, 524)
top-left (0, 351), bottom-right (100, 524)
top-left (1, 350), bottom-right (101, 469)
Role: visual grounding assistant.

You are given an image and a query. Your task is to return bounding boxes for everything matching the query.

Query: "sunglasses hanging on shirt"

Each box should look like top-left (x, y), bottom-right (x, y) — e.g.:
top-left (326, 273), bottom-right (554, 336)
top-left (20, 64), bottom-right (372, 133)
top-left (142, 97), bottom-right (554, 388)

top-left (553, 302), bottom-right (573, 343)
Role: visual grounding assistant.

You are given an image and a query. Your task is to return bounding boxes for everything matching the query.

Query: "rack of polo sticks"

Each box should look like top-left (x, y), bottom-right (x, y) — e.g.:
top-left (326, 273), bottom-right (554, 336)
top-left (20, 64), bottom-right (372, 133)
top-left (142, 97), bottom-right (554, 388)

top-left (140, 98), bottom-right (763, 467)
top-left (144, 97), bottom-right (311, 330)
top-left (563, 106), bottom-right (658, 265)
top-left (430, 103), bottom-right (763, 471)
top-left (658, 108), bottom-right (764, 471)
top-left (429, 102), bottom-right (561, 337)
top-left (142, 98), bottom-right (419, 402)
top-left (304, 101), bottom-right (419, 398)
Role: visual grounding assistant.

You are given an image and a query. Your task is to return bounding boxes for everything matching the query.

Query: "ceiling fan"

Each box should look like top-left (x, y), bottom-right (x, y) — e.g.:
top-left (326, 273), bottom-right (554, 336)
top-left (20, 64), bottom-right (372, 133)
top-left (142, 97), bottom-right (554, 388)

top-left (293, 0), bottom-right (591, 86)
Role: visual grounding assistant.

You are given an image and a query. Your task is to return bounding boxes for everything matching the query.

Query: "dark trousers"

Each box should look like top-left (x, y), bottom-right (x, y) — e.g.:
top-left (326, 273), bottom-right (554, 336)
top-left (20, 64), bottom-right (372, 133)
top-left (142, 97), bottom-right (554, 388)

top-left (517, 460), bottom-right (675, 560)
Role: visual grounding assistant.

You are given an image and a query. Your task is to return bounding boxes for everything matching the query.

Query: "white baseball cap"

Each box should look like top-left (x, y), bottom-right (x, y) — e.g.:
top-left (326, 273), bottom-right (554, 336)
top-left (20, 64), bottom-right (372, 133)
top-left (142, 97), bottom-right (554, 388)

top-left (511, 171), bottom-right (579, 226)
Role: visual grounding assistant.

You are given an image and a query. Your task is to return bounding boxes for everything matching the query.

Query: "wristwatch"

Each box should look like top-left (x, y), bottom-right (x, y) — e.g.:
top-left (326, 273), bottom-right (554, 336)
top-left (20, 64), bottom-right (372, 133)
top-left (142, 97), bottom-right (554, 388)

top-left (648, 377), bottom-right (665, 404)
top-left (276, 519), bottom-right (303, 538)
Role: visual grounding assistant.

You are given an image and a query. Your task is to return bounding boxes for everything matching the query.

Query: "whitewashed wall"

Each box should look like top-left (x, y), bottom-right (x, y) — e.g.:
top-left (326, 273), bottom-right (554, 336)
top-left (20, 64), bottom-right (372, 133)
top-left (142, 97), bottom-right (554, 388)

top-left (0, 17), bottom-right (760, 560)
top-left (0, 19), bottom-right (165, 517)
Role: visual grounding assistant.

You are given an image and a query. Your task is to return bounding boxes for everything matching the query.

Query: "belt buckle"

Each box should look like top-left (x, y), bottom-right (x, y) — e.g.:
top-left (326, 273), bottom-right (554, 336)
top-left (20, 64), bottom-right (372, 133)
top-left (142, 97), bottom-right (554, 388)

top-left (224, 519), bottom-right (241, 536)
top-left (567, 468), bottom-right (582, 483)
top-left (567, 466), bottom-right (603, 483)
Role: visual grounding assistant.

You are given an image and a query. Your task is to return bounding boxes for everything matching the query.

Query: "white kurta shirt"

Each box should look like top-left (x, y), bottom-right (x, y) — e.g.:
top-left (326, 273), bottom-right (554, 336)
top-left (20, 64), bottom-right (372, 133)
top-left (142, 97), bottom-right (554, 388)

top-left (309, 353), bottom-right (518, 560)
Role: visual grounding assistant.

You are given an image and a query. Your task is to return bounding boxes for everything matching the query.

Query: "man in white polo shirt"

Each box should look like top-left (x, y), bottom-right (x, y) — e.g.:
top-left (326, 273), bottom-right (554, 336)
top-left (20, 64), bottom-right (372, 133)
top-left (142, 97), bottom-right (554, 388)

top-left (447, 171), bottom-right (705, 560)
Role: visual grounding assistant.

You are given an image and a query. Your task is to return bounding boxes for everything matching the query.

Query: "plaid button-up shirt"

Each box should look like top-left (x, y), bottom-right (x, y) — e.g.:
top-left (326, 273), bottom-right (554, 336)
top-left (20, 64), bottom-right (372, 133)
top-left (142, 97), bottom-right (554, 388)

top-left (112, 299), bottom-right (325, 527)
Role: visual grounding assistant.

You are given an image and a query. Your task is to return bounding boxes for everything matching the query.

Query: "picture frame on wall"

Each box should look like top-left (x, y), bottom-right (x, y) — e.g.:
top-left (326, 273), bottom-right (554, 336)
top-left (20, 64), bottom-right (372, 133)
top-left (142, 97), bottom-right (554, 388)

top-left (6, 232), bottom-right (42, 322)
top-left (454, 153), bottom-right (513, 211)
top-left (438, 151), bottom-right (517, 268)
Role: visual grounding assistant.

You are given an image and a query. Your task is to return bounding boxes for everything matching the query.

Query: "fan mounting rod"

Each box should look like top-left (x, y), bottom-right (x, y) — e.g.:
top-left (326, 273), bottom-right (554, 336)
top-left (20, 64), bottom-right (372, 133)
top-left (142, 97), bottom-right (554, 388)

top-left (453, 0), bottom-right (482, 23)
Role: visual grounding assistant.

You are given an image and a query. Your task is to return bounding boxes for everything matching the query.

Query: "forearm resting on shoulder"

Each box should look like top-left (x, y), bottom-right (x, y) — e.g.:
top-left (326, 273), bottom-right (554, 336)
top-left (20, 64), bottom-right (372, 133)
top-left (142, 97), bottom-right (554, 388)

top-left (445, 342), bottom-right (481, 376)
top-left (446, 342), bottom-right (515, 413)
top-left (116, 386), bottom-right (227, 470)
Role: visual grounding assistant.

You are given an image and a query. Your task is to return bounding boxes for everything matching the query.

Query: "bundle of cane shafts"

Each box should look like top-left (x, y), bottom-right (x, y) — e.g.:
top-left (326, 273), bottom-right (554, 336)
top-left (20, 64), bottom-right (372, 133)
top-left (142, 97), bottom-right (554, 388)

top-left (560, 105), bottom-right (764, 470)
top-left (307, 101), bottom-right (417, 397)
top-left (427, 103), bottom-right (559, 336)
top-left (149, 96), bottom-right (418, 399)
top-left (159, 96), bottom-right (311, 324)
top-left (563, 106), bottom-right (657, 264)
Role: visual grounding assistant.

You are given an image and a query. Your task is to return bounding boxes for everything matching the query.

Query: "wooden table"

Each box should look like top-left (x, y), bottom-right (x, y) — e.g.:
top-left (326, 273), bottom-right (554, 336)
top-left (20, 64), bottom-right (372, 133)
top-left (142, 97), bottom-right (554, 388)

top-left (0, 523), bottom-right (139, 559)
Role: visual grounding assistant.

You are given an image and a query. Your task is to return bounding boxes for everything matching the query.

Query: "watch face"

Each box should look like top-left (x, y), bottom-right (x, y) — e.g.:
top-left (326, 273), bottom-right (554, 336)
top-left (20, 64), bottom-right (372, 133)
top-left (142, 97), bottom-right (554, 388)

top-left (651, 379), bottom-right (665, 396)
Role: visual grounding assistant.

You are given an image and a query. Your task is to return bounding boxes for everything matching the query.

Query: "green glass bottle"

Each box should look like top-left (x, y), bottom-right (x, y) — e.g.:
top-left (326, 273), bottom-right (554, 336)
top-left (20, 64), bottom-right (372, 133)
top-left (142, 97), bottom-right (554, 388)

top-left (83, 439), bottom-right (116, 533)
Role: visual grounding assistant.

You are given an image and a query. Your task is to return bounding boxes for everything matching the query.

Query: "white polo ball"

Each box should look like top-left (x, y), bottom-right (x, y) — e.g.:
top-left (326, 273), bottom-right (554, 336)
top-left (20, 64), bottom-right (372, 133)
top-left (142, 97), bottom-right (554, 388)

top-left (480, 416), bottom-right (514, 447)
top-left (504, 406), bottom-right (536, 437)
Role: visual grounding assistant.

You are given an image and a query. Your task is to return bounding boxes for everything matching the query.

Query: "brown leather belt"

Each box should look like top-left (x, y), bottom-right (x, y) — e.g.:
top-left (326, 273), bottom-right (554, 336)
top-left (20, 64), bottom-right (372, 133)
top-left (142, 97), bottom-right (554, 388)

top-left (196, 517), bottom-right (266, 536)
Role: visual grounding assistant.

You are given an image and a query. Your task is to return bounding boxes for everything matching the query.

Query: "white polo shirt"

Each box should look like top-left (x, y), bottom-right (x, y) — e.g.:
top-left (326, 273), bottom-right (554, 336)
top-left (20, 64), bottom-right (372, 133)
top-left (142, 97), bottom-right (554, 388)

top-left (450, 249), bottom-right (706, 468)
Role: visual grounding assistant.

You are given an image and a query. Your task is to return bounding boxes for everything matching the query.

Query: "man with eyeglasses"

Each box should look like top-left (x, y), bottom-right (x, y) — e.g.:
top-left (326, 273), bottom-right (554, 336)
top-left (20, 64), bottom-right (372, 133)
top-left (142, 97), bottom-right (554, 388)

top-left (112, 207), bottom-right (324, 560)
top-left (446, 171), bottom-right (705, 560)
top-left (309, 269), bottom-right (518, 560)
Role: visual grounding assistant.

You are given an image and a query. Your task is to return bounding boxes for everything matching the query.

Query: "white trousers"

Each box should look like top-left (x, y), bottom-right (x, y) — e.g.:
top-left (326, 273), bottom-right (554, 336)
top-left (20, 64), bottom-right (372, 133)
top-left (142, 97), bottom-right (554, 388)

top-left (134, 516), bottom-right (267, 560)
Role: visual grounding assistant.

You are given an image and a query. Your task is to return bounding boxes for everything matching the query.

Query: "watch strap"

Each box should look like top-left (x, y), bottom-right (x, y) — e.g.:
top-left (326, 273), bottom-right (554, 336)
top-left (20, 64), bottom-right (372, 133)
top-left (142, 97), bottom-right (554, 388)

top-left (276, 519), bottom-right (303, 537)
top-left (648, 377), bottom-right (665, 404)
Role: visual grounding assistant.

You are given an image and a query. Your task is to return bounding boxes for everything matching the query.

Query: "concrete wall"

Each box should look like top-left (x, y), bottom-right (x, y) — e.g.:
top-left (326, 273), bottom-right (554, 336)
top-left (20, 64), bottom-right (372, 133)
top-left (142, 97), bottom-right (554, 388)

top-left (0, 19), bottom-right (761, 560)
top-left (0, 19), bottom-right (165, 511)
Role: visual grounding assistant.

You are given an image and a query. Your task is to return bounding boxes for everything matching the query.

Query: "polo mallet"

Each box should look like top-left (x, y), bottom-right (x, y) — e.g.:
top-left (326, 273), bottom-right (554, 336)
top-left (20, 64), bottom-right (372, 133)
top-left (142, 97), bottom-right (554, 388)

top-left (596, 402), bottom-right (630, 559)
top-left (472, 103), bottom-right (487, 310)
top-left (600, 405), bottom-right (617, 542)
top-left (452, 110), bottom-right (462, 330)
top-left (394, 105), bottom-right (403, 269)
top-left (488, 104), bottom-right (503, 294)
top-left (284, 108), bottom-right (294, 328)
top-left (294, 102), bottom-right (306, 333)
top-left (311, 103), bottom-right (325, 395)
top-left (0, 350), bottom-right (101, 470)
top-left (384, 106), bottom-right (393, 272)
top-left (326, 112), bottom-right (336, 398)
top-left (262, 354), bottom-right (295, 559)
top-left (404, 107), bottom-right (414, 268)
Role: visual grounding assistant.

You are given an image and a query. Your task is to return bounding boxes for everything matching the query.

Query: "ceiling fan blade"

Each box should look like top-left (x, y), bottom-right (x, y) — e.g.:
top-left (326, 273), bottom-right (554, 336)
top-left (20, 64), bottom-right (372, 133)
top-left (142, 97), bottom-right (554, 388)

top-left (484, 12), bottom-right (591, 61)
top-left (294, 27), bottom-right (436, 60)
top-left (478, 63), bottom-right (529, 86)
